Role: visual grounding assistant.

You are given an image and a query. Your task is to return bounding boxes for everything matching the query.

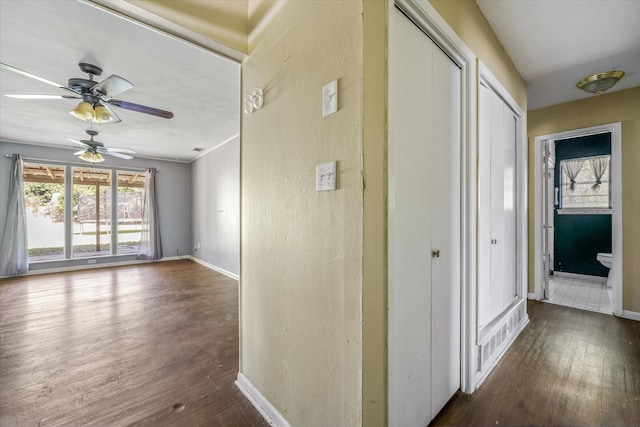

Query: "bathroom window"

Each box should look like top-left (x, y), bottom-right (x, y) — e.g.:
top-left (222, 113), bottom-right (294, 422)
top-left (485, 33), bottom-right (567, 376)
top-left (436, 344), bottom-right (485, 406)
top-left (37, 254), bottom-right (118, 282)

top-left (560, 155), bottom-right (611, 211)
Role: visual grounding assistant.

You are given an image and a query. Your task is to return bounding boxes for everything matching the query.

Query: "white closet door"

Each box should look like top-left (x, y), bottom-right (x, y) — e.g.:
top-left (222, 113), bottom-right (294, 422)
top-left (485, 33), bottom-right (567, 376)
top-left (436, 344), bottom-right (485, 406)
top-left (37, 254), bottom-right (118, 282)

top-left (388, 7), bottom-right (461, 426)
top-left (430, 44), bottom-right (461, 418)
top-left (478, 83), bottom-right (518, 327)
top-left (489, 89), bottom-right (505, 319)
top-left (502, 106), bottom-right (517, 306)
top-left (388, 10), bottom-right (434, 426)
top-left (478, 85), bottom-right (492, 327)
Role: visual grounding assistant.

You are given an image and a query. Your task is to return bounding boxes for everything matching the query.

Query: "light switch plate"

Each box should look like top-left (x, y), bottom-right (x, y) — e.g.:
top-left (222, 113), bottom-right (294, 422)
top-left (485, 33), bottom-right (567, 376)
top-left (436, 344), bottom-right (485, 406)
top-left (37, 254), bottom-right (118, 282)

top-left (316, 161), bottom-right (336, 192)
top-left (322, 80), bottom-right (338, 117)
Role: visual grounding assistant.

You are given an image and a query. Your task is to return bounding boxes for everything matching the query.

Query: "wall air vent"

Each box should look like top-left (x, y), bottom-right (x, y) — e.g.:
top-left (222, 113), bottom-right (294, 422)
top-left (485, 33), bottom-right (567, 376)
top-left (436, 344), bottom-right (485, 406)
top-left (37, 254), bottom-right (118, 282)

top-left (476, 300), bottom-right (528, 386)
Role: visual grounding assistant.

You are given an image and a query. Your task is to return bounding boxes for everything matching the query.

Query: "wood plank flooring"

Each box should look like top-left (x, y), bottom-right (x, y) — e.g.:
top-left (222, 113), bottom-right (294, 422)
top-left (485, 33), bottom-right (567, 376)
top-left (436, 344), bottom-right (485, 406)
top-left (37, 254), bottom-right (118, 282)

top-left (432, 300), bottom-right (640, 426)
top-left (4, 263), bottom-right (639, 426)
top-left (0, 260), bottom-right (268, 427)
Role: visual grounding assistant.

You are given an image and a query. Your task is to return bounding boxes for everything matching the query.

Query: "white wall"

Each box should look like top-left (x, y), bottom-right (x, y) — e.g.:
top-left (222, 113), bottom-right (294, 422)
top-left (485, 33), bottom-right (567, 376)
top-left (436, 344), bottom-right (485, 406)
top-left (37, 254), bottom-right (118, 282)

top-left (0, 141), bottom-right (191, 271)
top-left (190, 137), bottom-right (240, 277)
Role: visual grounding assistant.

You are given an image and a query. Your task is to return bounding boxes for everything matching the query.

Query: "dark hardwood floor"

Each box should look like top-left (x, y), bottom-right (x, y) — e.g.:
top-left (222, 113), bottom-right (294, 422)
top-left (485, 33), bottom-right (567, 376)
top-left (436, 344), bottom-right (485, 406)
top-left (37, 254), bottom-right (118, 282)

top-left (4, 263), bottom-right (639, 427)
top-left (432, 300), bottom-right (640, 426)
top-left (0, 260), bottom-right (268, 427)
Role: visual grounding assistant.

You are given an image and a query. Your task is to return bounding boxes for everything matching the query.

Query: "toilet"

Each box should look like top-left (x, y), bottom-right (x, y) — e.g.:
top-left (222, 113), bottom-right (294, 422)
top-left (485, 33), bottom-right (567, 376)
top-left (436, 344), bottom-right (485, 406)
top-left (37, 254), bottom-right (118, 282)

top-left (597, 252), bottom-right (613, 288)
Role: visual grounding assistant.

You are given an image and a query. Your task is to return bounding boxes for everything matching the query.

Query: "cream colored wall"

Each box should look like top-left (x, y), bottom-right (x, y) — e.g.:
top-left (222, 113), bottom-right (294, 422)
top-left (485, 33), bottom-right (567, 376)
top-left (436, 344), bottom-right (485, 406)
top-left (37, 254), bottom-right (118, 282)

top-left (129, 0), bottom-right (248, 54)
top-left (429, 0), bottom-right (526, 110)
top-left (528, 87), bottom-right (640, 313)
top-left (362, 1), bottom-right (387, 425)
top-left (241, 1), bottom-right (363, 426)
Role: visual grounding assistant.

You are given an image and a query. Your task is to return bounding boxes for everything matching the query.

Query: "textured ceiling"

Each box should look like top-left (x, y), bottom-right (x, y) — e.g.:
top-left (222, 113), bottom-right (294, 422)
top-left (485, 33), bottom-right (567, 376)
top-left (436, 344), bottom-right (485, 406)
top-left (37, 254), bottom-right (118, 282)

top-left (476, 0), bottom-right (640, 110)
top-left (0, 0), bottom-right (240, 163)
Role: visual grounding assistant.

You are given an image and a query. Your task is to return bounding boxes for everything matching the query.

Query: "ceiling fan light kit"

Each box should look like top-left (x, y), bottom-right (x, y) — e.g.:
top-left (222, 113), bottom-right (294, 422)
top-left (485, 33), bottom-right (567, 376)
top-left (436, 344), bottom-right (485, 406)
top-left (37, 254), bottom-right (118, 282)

top-left (576, 70), bottom-right (625, 95)
top-left (70, 101), bottom-right (113, 122)
top-left (79, 151), bottom-right (105, 163)
top-left (70, 101), bottom-right (96, 120)
top-left (93, 105), bottom-right (112, 122)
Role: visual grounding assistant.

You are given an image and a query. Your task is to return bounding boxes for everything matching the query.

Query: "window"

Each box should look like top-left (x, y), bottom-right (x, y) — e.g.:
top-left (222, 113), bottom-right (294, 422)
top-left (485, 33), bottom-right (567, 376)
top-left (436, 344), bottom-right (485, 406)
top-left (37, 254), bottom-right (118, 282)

top-left (23, 162), bottom-right (146, 262)
top-left (73, 167), bottom-right (112, 258)
top-left (116, 172), bottom-right (145, 255)
top-left (23, 164), bottom-right (66, 262)
top-left (560, 155), bottom-right (610, 210)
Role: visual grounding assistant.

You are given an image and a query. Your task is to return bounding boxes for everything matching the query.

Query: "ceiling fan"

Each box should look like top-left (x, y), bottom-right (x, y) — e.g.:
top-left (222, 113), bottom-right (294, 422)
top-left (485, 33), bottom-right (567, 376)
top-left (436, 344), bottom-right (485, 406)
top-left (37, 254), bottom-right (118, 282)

top-left (67, 130), bottom-right (135, 163)
top-left (1, 61), bottom-right (173, 123)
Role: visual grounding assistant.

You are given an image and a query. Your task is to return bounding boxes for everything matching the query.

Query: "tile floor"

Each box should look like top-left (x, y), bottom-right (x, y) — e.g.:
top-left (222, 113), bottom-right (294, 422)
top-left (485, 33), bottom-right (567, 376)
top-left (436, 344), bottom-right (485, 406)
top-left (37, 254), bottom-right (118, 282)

top-left (546, 275), bottom-right (612, 314)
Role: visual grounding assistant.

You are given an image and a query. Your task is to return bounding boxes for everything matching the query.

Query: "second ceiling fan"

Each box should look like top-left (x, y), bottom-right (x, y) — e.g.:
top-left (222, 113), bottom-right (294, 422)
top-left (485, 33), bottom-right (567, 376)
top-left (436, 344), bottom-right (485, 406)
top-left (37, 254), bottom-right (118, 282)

top-left (1, 61), bottom-right (174, 123)
top-left (67, 129), bottom-right (135, 163)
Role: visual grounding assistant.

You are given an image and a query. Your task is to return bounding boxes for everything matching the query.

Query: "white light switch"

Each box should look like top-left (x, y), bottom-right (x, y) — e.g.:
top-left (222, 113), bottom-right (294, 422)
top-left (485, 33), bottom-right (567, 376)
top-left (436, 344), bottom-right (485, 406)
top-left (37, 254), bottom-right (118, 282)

top-left (316, 161), bottom-right (337, 192)
top-left (322, 80), bottom-right (338, 117)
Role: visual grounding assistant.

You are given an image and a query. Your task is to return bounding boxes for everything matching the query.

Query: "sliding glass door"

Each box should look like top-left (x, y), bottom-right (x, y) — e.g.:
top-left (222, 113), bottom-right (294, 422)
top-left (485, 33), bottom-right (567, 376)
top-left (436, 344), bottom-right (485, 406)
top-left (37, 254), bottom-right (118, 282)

top-left (23, 162), bottom-right (146, 262)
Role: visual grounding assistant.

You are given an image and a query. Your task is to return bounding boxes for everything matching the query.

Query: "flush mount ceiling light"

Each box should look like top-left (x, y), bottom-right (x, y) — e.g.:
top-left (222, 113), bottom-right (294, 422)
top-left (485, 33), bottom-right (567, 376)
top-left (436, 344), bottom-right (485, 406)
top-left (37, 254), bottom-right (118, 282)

top-left (576, 71), bottom-right (625, 95)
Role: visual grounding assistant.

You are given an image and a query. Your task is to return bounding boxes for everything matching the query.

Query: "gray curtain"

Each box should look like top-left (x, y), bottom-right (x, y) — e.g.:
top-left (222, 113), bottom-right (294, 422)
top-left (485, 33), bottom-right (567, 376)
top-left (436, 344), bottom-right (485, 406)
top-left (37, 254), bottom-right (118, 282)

top-left (137, 168), bottom-right (162, 260)
top-left (562, 159), bottom-right (584, 192)
top-left (0, 154), bottom-right (29, 276)
top-left (590, 156), bottom-right (609, 190)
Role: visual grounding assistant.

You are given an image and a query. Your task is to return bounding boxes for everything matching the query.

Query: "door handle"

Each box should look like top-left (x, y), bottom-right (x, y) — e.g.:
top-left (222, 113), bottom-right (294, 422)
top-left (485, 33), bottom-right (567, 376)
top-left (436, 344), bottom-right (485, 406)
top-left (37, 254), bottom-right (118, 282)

top-left (431, 249), bottom-right (440, 258)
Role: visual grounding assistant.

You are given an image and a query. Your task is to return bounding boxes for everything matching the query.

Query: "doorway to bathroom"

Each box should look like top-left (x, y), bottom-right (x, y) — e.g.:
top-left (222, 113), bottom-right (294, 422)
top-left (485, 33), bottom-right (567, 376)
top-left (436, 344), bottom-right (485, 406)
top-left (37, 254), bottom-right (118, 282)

top-left (534, 123), bottom-right (622, 316)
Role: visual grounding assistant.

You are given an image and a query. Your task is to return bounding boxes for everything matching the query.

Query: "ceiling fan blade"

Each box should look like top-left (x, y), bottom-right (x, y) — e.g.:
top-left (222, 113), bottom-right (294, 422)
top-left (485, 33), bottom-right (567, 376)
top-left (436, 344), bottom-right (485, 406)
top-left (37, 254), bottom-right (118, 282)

top-left (92, 75), bottom-right (134, 97)
top-left (106, 147), bottom-right (136, 154)
top-left (65, 137), bottom-right (90, 148)
top-left (1, 62), bottom-right (80, 96)
top-left (100, 102), bottom-right (121, 123)
top-left (104, 151), bottom-right (134, 160)
top-left (1, 62), bottom-right (65, 89)
top-left (5, 94), bottom-right (81, 100)
top-left (108, 99), bottom-right (174, 119)
top-left (73, 150), bottom-right (86, 155)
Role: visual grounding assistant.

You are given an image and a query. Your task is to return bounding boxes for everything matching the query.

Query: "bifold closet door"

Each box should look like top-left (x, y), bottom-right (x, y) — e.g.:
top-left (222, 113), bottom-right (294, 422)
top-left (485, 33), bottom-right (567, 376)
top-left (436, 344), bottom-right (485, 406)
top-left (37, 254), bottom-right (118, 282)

top-left (388, 7), bottom-right (461, 426)
top-left (429, 39), bottom-right (461, 417)
top-left (478, 84), bottom-right (518, 328)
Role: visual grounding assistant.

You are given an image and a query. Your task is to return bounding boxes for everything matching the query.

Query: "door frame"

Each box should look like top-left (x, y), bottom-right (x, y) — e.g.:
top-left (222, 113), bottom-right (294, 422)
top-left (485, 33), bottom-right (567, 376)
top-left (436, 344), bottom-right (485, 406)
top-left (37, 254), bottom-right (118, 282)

top-left (390, 0), bottom-right (477, 395)
top-left (533, 123), bottom-right (622, 316)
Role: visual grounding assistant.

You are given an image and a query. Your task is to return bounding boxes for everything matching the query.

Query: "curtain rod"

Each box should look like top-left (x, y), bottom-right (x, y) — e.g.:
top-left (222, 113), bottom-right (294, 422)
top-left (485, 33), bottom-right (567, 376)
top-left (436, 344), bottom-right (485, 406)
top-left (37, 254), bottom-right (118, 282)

top-left (4, 154), bottom-right (158, 172)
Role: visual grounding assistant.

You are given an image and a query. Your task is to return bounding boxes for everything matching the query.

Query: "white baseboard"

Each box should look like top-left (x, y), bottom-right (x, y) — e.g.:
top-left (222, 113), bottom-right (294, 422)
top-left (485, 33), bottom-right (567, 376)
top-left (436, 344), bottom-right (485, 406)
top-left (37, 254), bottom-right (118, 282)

top-left (161, 255), bottom-right (187, 262)
top-left (235, 373), bottom-right (289, 427)
top-left (528, 292), bottom-right (539, 300)
top-left (189, 256), bottom-right (239, 280)
top-left (2, 256), bottom-right (237, 280)
top-left (622, 310), bottom-right (640, 321)
top-left (3, 256), bottom-right (188, 279)
top-left (19, 258), bottom-right (151, 277)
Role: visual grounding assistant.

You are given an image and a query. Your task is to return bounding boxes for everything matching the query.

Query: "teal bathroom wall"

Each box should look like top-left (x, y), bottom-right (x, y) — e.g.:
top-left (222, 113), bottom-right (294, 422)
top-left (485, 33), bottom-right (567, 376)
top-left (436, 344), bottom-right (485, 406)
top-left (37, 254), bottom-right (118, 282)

top-left (554, 133), bottom-right (611, 277)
